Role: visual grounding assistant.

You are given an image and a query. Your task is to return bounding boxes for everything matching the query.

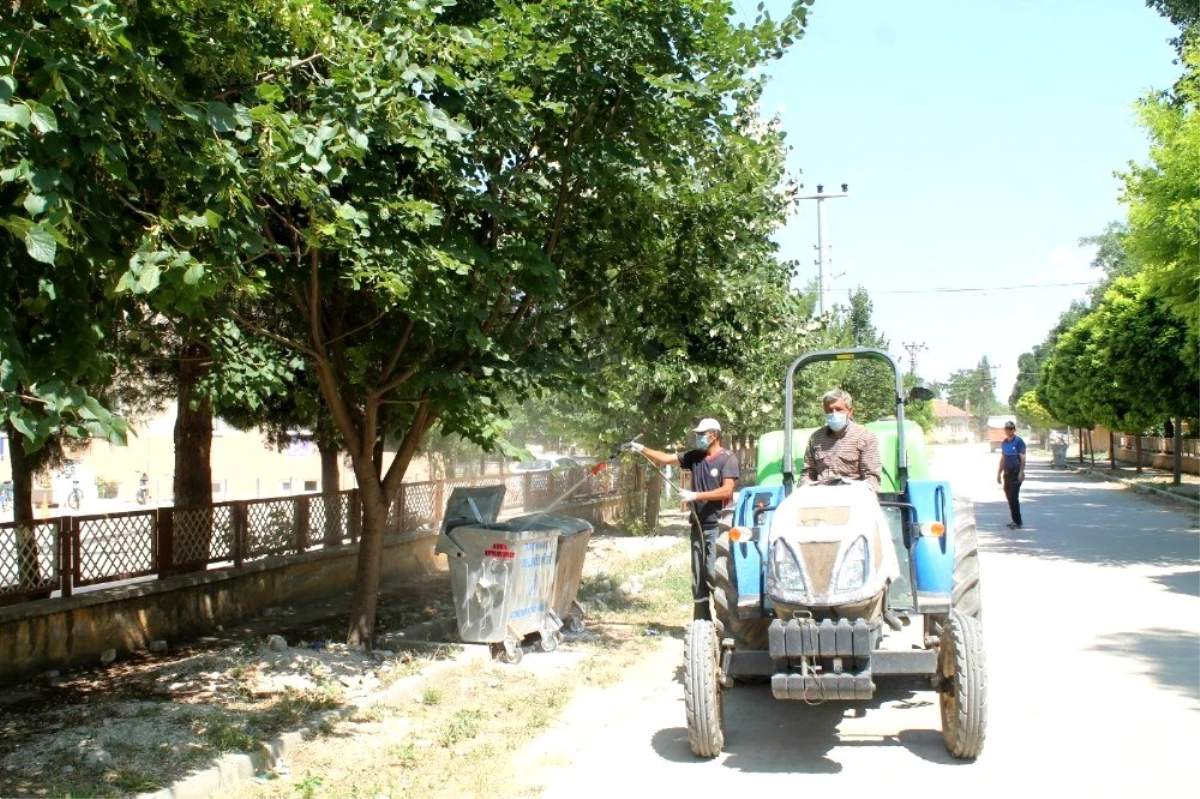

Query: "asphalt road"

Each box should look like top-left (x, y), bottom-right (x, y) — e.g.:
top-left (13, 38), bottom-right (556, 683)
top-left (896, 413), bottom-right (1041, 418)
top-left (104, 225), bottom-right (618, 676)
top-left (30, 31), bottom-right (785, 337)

top-left (511, 444), bottom-right (1200, 798)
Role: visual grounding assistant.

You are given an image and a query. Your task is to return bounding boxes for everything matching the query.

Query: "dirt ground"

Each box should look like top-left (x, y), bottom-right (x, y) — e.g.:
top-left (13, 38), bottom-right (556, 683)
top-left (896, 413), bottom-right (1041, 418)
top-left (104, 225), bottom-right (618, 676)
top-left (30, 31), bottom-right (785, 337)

top-left (0, 518), bottom-right (692, 799)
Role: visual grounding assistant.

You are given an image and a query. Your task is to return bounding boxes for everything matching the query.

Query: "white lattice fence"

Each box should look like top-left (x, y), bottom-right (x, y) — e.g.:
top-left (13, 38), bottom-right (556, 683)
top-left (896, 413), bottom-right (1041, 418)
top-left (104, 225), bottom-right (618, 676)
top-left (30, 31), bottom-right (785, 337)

top-left (173, 506), bottom-right (234, 566)
top-left (0, 521), bottom-right (59, 598)
top-left (245, 499), bottom-right (296, 557)
top-left (396, 482), bottom-right (438, 533)
top-left (309, 494), bottom-right (351, 544)
top-left (75, 513), bottom-right (156, 585)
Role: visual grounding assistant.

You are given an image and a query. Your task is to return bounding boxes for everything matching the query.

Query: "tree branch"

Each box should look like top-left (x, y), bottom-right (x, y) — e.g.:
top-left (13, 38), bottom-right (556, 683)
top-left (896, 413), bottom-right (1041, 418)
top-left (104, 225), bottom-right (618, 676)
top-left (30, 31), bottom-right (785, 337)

top-left (376, 317), bottom-right (415, 389)
top-left (215, 52), bottom-right (324, 100)
top-left (228, 310), bottom-right (319, 358)
top-left (382, 399), bottom-right (438, 495)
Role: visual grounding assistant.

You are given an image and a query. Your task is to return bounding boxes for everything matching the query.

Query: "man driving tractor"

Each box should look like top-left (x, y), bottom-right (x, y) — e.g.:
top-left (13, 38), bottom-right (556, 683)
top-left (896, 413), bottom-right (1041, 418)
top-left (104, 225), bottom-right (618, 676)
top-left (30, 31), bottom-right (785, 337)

top-left (802, 389), bottom-right (882, 492)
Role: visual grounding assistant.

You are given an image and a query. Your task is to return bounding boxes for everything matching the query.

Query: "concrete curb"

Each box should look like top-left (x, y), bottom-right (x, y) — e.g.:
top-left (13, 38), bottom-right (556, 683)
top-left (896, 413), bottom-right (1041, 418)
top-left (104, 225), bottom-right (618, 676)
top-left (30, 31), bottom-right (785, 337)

top-left (1071, 466), bottom-right (1200, 508)
top-left (135, 622), bottom-right (483, 799)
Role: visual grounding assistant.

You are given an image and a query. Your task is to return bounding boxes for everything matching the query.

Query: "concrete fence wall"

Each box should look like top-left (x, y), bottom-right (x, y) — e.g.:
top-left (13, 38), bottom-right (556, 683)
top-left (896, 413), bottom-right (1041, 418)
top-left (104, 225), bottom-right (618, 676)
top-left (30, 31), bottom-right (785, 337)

top-left (0, 494), bottom-right (624, 687)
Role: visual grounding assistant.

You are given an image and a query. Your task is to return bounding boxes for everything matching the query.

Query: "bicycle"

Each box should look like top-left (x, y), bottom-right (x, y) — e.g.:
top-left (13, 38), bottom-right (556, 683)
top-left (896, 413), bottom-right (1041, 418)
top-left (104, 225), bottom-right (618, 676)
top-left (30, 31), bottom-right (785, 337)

top-left (135, 485), bottom-right (151, 505)
top-left (66, 479), bottom-right (83, 511)
top-left (0, 481), bottom-right (11, 513)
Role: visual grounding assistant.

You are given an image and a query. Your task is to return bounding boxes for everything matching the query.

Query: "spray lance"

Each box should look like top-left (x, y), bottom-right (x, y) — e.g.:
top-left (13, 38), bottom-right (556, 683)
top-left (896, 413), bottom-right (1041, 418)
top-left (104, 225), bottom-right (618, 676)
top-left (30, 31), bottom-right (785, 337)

top-left (537, 435), bottom-right (643, 516)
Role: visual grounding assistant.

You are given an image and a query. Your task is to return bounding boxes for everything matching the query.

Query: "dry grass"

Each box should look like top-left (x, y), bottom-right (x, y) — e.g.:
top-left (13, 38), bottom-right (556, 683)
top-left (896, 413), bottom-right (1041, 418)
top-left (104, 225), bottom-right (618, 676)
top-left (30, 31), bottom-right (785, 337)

top-left (232, 538), bottom-right (691, 799)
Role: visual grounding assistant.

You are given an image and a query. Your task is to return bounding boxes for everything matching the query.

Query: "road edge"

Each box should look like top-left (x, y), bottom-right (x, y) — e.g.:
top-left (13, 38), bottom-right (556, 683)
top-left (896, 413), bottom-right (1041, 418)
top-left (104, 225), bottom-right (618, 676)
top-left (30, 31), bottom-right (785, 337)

top-left (1070, 466), bottom-right (1200, 508)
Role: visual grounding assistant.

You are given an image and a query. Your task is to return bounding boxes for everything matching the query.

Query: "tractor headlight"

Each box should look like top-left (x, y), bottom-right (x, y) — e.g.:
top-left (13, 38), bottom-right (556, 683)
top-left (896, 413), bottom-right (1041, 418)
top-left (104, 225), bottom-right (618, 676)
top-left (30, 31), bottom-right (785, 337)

top-left (769, 540), bottom-right (805, 593)
top-left (833, 536), bottom-right (869, 593)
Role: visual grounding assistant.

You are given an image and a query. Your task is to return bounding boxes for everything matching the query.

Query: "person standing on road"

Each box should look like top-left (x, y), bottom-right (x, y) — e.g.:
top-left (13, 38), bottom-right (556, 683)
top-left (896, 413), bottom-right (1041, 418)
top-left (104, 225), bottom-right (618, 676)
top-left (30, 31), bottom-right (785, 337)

top-left (623, 419), bottom-right (739, 621)
top-left (997, 420), bottom-right (1026, 529)
top-left (802, 389), bottom-right (882, 493)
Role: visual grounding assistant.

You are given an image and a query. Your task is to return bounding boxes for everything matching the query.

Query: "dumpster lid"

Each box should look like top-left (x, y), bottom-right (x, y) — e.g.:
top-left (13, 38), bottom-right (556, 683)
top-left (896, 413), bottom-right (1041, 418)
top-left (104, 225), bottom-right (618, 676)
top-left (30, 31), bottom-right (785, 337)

top-left (504, 512), bottom-right (592, 536)
top-left (440, 485), bottom-right (506, 535)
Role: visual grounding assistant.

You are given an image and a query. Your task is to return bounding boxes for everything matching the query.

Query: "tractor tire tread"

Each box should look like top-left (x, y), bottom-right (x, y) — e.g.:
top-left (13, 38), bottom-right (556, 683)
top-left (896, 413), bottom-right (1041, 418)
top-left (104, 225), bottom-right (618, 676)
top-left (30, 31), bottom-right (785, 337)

top-left (940, 610), bottom-right (987, 759)
top-left (712, 534), bottom-right (770, 651)
top-left (684, 621), bottom-right (724, 757)
top-left (951, 499), bottom-right (984, 626)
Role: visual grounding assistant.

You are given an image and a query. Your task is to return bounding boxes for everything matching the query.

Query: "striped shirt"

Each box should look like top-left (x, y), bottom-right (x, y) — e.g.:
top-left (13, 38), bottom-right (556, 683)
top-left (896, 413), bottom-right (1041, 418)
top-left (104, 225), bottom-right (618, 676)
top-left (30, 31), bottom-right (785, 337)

top-left (802, 421), bottom-right (883, 493)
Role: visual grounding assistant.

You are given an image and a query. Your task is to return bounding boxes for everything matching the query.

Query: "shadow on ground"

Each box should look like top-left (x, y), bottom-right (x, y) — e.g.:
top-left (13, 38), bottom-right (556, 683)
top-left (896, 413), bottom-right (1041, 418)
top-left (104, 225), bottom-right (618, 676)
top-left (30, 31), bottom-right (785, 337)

top-left (1089, 626), bottom-right (1200, 707)
top-left (649, 684), bottom-right (960, 773)
top-left (973, 461), bottom-right (1198, 570)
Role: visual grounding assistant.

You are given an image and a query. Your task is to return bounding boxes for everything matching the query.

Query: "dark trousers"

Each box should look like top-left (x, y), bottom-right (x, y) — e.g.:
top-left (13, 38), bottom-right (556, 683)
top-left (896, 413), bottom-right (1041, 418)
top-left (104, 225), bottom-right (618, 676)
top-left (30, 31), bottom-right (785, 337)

top-left (690, 518), bottom-right (719, 621)
top-left (1003, 470), bottom-right (1023, 526)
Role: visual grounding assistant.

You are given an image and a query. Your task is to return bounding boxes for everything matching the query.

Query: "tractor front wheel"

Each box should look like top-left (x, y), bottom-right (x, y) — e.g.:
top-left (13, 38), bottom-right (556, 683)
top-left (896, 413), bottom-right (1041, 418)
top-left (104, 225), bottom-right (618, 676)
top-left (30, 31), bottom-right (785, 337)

top-left (684, 620), bottom-right (724, 758)
top-left (938, 610), bottom-right (987, 759)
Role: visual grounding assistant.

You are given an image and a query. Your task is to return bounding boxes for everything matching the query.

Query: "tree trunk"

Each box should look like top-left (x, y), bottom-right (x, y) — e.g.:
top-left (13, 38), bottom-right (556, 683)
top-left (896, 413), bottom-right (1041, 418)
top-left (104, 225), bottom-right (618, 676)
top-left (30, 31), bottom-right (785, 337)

top-left (3, 421), bottom-right (46, 595)
top-left (1173, 416), bottom-right (1183, 486)
top-left (172, 341), bottom-right (214, 573)
top-left (1109, 431), bottom-right (1116, 471)
top-left (319, 440), bottom-right (342, 546)
top-left (1077, 428), bottom-right (1084, 464)
top-left (644, 468), bottom-right (662, 529)
top-left (174, 341), bottom-right (214, 508)
top-left (346, 477), bottom-right (388, 648)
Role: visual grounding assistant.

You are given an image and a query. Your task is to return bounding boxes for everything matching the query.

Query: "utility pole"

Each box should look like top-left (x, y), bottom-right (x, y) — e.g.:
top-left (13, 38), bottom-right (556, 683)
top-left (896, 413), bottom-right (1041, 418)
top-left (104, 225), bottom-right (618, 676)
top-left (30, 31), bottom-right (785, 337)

top-left (902, 342), bottom-right (927, 374)
top-left (798, 183), bottom-right (849, 315)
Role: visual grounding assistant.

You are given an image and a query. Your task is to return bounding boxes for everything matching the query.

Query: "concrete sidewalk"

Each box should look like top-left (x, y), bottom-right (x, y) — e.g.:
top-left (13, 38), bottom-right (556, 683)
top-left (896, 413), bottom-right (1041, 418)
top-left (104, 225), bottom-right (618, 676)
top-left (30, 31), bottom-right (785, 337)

top-left (1062, 457), bottom-right (1200, 506)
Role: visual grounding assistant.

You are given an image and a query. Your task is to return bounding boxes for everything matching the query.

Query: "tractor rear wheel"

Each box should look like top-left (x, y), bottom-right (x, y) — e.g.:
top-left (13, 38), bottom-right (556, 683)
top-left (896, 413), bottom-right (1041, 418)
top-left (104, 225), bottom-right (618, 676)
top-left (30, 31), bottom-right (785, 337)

top-left (938, 610), bottom-right (987, 759)
top-left (951, 498), bottom-right (984, 624)
top-left (684, 620), bottom-right (724, 757)
top-left (712, 533), bottom-right (770, 651)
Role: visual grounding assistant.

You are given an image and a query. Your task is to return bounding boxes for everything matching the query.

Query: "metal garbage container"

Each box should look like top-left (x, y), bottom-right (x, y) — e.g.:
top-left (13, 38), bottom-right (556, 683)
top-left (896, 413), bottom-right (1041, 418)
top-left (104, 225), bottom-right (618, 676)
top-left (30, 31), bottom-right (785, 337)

top-left (1051, 443), bottom-right (1069, 469)
top-left (504, 513), bottom-right (592, 633)
top-left (434, 486), bottom-right (589, 662)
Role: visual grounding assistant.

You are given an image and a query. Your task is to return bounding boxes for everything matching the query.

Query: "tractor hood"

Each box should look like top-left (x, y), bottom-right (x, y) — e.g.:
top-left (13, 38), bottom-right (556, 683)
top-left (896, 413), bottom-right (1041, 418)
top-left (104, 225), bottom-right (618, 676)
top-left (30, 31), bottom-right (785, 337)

top-left (765, 482), bottom-right (899, 609)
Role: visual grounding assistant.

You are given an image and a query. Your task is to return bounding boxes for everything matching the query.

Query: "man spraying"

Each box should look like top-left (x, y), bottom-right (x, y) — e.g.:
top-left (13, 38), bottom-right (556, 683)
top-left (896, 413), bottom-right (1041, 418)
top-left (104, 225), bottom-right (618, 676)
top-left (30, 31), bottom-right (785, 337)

top-left (623, 419), bottom-right (739, 621)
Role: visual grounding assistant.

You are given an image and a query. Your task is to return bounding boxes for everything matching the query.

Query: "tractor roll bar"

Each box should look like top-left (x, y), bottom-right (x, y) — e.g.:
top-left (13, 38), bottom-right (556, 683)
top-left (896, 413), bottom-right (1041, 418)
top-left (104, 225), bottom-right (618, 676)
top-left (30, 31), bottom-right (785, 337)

top-left (782, 347), bottom-right (908, 494)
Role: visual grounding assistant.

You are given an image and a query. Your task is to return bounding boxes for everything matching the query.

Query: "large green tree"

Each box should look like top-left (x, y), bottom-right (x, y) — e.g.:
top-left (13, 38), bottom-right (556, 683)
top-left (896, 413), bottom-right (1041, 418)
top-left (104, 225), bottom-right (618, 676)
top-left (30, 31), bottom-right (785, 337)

top-left (945, 357), bottom-right (1004, 435)
top-left (115, 0), bottom-right (813, 646)
top-left (1, 2), bottom-right (174, 533)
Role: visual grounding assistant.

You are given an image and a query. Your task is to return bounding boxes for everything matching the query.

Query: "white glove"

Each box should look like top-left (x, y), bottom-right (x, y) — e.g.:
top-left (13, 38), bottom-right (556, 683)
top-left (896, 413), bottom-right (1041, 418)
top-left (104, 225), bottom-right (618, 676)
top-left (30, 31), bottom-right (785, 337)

top-left (679, 489), bottom-right (697, 502)
top-left (620, 441), bottom-right (645, 453)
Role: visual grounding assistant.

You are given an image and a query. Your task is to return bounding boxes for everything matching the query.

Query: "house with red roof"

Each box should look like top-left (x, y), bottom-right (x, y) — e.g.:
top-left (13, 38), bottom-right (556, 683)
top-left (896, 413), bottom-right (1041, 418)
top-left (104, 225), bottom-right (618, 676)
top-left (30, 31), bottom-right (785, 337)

top-left (930, 398), bottom-right (973, 443)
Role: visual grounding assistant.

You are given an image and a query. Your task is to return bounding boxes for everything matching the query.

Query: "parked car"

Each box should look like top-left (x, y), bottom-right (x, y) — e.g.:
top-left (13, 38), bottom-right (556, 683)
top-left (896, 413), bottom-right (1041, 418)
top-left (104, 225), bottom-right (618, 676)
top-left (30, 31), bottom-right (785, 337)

top-left (511, 456), bottom-right (581, 473)
top-left (512, 459), bottom-right (554, 473)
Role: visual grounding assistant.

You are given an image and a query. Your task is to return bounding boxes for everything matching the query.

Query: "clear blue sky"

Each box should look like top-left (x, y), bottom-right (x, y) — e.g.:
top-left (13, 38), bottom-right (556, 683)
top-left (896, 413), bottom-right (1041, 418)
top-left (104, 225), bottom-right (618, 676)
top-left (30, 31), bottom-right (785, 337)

top-left (746, 0), bottom-right (1181, 402)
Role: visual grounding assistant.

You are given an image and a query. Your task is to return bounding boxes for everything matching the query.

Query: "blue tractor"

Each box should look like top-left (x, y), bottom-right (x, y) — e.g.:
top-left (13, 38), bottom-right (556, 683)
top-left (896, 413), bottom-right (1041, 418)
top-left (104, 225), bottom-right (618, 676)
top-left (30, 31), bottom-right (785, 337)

top-left (684, 347), bottom-right (987, 760)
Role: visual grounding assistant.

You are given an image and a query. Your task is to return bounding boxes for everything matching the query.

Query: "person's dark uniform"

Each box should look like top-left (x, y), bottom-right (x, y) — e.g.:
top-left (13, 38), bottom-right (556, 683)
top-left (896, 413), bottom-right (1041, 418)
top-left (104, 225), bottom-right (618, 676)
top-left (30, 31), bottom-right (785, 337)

top-left (679, 448), bottom-right (739, 620)
top-left (999, 426), bottom-right (1026, 528)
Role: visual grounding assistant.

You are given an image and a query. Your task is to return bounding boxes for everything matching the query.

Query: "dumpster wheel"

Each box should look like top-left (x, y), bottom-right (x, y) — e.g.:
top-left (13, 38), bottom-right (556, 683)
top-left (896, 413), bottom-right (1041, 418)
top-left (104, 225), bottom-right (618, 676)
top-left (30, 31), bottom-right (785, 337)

top-left (491, 639), bottom-right (524, 664)
top-left (538, 630), bottom-right (563, 652)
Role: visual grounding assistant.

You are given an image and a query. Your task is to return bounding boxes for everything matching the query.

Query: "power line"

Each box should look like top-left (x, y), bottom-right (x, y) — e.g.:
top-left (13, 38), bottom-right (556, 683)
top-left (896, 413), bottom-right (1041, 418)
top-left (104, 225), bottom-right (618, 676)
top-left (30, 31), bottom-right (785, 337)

top-left (798, 183), bottom-right (850, 315)
top-left (874, 281), bottom-right (1096, 295)
top-left (902, 342), bottom-right (926, 374)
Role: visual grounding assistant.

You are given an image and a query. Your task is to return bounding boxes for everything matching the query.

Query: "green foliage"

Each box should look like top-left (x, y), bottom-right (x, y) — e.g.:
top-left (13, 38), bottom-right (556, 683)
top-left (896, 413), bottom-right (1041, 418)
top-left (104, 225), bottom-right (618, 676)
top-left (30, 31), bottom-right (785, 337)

top-left (901, 372), bottom-right (935, 434)
top-left (944, 357), bottom-right (1004, 427)
top-left (3, 0), bottom-right (815, 644)
top-left (1014, 390), bottom-right (1059, 433)
top-left (1011, 224), bottom-right (1131, 409)
top-left (1037, 274), bottom-right (1190, 436)
top-left (1117, 42), bottom-right (1199, 350)
top-left (201, 719), bottom-right (257, 752)
top-left (799, 288), bottom-right (895, 425)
